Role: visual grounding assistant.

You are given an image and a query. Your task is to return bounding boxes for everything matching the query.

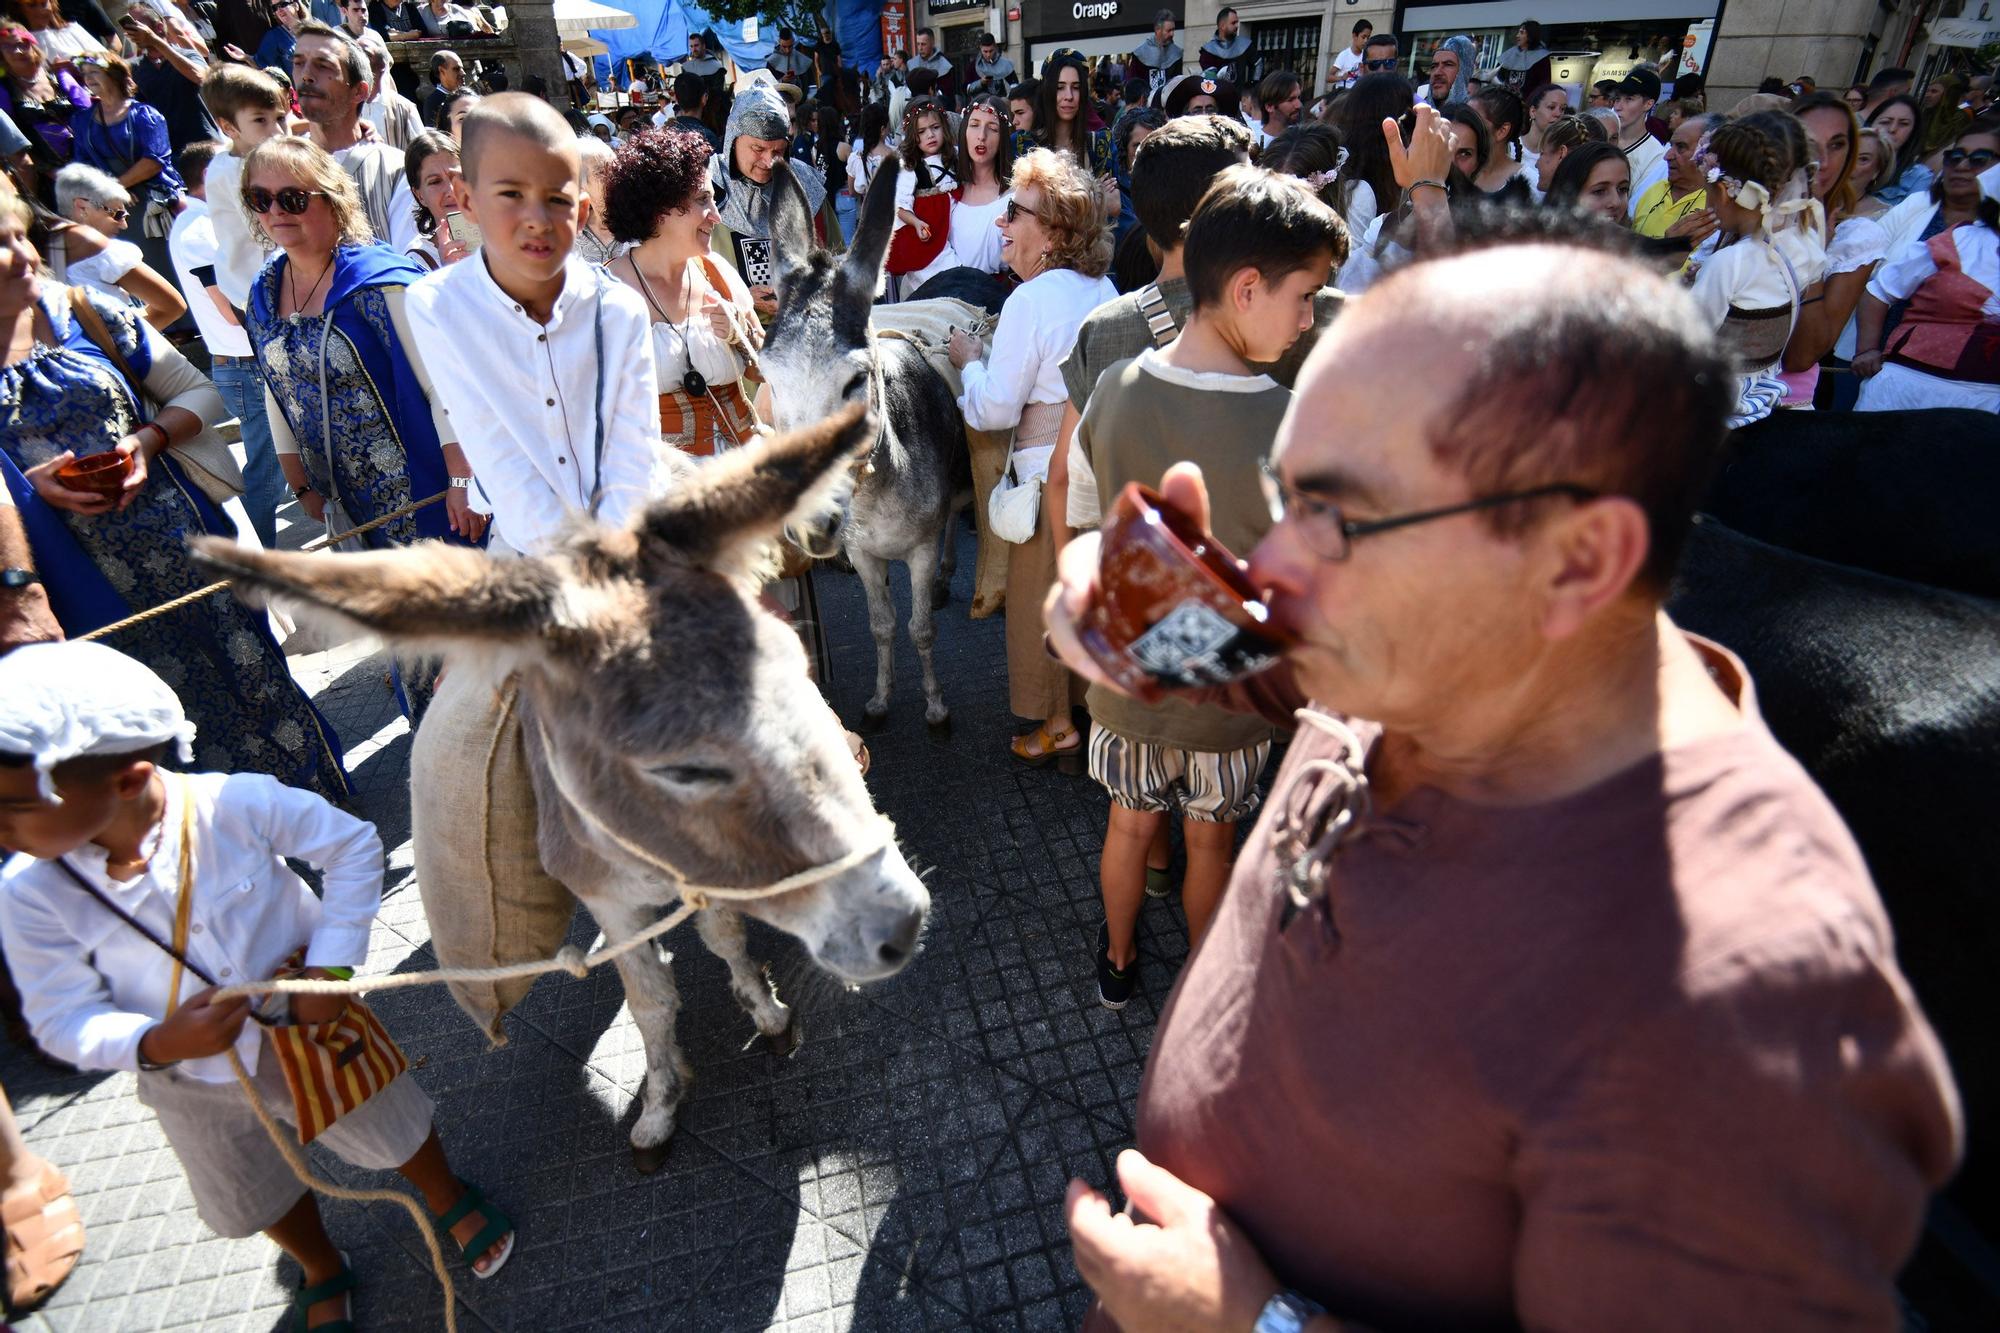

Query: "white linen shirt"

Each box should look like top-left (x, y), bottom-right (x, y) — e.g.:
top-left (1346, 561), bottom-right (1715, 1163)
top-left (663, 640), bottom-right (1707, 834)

top-left (167, 199), bottom-right (253, 358)
top-left (405, 254), bottom-right (666, 555)
top-left (0, 772), bottom-right (384, 1084)
top-left (959, 265), bottom-right (1118, 464)
top-left (204, 152), bottom-right (265, 309)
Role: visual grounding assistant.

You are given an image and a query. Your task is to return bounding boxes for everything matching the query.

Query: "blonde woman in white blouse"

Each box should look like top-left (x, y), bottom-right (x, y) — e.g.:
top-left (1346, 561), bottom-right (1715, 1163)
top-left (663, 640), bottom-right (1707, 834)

top-left (947, 148), bottom-right (1116, 766)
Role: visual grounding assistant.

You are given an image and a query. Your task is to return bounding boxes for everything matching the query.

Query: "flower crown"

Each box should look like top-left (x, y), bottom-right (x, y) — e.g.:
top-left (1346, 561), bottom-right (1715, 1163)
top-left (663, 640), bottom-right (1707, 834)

top-left (1694, 131), bottom-right (1771, 213)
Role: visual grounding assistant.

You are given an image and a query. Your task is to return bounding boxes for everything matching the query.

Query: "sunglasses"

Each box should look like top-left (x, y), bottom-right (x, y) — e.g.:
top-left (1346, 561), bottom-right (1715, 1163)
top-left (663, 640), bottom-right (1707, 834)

top-left (96, 205), bottom-right (128, 221)
top-left (1942, 147), bottom-right (1999, 169)
top-left (1002, 199), bottom-right (1046, 224)
top-left (1363, 58), bottom-right (1398, 71)
top-left (246, 186), bottom-right (327, 214)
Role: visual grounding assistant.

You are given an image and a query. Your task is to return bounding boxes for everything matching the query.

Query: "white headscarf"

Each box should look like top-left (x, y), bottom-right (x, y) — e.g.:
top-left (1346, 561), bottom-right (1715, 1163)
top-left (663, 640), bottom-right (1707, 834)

top-left (0, 642), bottom-right (195, 802)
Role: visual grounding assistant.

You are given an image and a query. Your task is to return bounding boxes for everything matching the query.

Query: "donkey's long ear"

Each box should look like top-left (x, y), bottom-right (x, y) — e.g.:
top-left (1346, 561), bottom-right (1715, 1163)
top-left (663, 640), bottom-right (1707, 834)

top-left (189, 539), bottom-right (634, 668)
top-left (637, 400), bottom-right (873, 579)
top-left (767, 160), bottom-right (815, 296)
top-left (841, 157), bottom-right (898, 293)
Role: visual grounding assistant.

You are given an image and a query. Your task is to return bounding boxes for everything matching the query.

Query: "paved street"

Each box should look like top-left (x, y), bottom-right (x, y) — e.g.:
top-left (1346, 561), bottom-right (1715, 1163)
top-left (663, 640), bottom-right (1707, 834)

top-left (1, 520), bottom-right (1202, 1332)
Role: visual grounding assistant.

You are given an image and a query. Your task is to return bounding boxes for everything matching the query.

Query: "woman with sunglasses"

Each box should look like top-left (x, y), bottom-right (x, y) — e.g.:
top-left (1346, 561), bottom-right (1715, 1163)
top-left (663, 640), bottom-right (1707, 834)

top-left (237, 137), bottom-right (480, 708)
top-left (1852, 121), bottom-right (2000, 414)
top-left (0, 24), bottom-right (88, 197)
top-left (0, 0), bottom-right (106, 71)
top-left (0, 180), bottom-right (350, 802)
top-left (946, 148), bottom-right (1115, 766)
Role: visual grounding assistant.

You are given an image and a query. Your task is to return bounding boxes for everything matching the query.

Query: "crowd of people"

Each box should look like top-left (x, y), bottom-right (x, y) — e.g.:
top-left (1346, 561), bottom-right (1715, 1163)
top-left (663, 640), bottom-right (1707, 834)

top-left (0, 5), bottom-right (1991, 1329)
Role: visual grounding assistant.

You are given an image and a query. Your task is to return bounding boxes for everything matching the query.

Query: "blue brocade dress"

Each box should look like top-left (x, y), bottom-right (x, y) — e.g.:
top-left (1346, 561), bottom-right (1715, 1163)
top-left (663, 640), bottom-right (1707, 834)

top-left (0, 287), bottom-right (348, 803)
top-left (246, 243), bottom-right (476, 716)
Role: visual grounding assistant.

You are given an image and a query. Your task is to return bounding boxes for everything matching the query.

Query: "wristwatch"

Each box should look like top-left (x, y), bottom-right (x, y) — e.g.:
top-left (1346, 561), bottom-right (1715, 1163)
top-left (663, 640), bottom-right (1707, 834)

top-left (1253, 1290), bottom-right (1327, 1333)
top-left (0, 568), bottom-right (44, 591)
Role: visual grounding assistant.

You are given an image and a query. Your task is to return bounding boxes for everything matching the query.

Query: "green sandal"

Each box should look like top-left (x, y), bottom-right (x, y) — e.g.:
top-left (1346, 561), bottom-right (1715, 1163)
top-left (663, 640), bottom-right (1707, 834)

top-left (293, 1253), bottom-right (356, 1332)
top-left (435, 1183), bottom-right (515, 1281)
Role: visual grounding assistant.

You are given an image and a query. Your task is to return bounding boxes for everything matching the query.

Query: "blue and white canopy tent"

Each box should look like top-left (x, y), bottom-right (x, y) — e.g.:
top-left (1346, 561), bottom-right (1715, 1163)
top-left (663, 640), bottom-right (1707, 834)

top-left (579, 0), bottom-right (886, 87)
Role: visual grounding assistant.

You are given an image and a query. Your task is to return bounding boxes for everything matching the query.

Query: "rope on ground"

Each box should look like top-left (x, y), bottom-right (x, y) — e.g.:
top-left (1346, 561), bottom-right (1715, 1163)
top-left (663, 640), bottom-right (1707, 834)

top-left (226, 1049), bottom-right (461, 1333)
top-left (76, 491), bottom-right (450, 642)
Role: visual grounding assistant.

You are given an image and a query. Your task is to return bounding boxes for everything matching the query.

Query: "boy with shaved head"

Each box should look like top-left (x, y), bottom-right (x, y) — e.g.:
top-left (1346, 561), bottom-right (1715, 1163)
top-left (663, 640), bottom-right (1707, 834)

top-left (405, 92), bottom-right (666, 557)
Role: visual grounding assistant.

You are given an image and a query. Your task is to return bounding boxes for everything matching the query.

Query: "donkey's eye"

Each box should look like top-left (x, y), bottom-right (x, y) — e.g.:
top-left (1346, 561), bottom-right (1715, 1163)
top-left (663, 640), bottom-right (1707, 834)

top-left (843, 371), bottom-right (867, 397)
top-left (651, 764), bottom-right (733, 788)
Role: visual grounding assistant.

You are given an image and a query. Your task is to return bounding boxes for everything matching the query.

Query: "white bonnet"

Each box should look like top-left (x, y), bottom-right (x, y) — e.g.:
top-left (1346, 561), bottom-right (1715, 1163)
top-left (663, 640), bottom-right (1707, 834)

top-left (0, 642), bottom-right (196, 803)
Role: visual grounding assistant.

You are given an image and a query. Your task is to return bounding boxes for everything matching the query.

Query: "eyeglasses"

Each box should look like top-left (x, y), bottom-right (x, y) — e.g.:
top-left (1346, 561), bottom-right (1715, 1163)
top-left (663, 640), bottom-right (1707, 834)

top-left (245, 186), bottom-right (327, 214)
top-left (1259, 460), bottom-right (1597, 561)
top-left (1002, 199), bottom-right (1045, 224)
top-left (1942, 147), bottom-right (1999, 169)
top-left (96, 204), bottom-right (128, 221)
top-left (1363, 57), bottom-right (1398, 71)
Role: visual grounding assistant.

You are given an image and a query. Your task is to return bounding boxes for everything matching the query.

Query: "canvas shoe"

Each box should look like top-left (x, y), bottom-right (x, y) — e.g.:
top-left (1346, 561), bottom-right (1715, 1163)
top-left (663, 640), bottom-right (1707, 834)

top-left (1095, 923), bottom-right (1135, 1011)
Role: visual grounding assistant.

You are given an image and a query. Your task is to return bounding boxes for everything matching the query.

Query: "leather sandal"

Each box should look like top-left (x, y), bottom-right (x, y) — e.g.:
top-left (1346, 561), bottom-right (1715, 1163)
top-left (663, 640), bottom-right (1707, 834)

top-left (1010, 724), bottom-right (1080, 768)
top-left (3, 1161), bottom-right (84, 1313)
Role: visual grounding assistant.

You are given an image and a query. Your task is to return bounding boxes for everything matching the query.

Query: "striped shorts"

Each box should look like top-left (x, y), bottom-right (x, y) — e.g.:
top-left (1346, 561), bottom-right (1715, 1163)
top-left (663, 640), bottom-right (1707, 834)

top-left (1087, 724), bottom-right (1273, 823)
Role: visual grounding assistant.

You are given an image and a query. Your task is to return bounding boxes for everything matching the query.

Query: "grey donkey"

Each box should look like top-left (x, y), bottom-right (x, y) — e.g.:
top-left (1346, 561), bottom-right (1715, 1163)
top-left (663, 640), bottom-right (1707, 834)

top-left (759, 158), bottom-right (972, 729)
top-left (193, 403), bottom-right (930, 1172)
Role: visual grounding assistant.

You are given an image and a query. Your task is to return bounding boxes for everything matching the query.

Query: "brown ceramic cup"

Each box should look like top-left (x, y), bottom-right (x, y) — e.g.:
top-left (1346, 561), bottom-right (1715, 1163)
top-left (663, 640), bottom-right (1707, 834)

top-left (1076, 483), bottom-right (1296, 704)
top-left (55, 449), bottom-right (133, 498)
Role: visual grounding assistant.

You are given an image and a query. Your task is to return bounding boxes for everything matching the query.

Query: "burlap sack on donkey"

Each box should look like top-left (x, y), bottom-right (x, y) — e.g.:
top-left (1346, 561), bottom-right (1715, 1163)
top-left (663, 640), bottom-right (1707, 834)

top-left (871, 298), bottom-right (1011, 618)
top-left (409, 668), bottom-right (574, 1044)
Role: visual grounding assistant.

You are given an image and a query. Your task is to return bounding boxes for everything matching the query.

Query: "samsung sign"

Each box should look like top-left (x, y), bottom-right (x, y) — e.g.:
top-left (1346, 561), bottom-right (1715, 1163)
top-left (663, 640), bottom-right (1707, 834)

top-left (1020, 0), bottom-right (1175, 40)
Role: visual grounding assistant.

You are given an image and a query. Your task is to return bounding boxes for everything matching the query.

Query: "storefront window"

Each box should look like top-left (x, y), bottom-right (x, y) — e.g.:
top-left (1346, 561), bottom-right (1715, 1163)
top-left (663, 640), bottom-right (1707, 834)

top-left (1402, 21), bottom-right (1709, 100)
top-left (1246, 17), bottom-right (1319, 86)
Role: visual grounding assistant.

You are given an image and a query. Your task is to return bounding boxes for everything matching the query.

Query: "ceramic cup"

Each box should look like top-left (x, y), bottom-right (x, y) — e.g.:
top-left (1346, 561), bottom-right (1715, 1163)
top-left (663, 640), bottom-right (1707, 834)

top-left (1077, 483), bottom-right (1296, 703)
top-left (55, 449), bottom-right (133, 498)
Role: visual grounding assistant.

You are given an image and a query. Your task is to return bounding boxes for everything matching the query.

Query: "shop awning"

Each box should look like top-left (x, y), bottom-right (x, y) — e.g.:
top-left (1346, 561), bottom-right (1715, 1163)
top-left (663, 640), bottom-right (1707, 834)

top-left (1404, 0), bottom-right (1717, 31)
top-left (1926, 16), bottom-right (2000, 48)
top-left (554, 0), bottom-right (636, 38)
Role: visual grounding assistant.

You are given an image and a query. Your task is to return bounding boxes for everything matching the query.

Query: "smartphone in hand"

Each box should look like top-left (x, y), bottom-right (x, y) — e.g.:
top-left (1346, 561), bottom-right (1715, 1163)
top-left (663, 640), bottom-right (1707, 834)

top-left (444, 211), bottom-right (483, 250)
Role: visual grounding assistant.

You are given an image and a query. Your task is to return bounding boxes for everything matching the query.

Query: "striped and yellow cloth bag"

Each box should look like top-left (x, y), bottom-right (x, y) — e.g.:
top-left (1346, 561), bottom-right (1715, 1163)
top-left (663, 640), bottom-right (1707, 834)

top-left (265, 981), bottom-right (410, 1144)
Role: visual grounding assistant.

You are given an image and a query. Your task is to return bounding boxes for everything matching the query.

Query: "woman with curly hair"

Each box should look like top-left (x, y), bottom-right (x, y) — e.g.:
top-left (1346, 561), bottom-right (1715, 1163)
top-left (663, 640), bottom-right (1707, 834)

top-left (601, 126), bottom-right (763, 457)
top-left (945, 148), bottom-right (1115, 765)
top-left (401, 128), bottom-right (467, 269)
top-left (239, 137), bottom-right (479, 710)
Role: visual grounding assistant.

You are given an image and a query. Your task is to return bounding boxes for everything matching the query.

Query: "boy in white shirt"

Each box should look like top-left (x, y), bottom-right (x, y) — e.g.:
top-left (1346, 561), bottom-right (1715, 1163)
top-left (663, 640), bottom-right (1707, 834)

top-left (198, 63), bottom-right (292, 312)
top-left (0, 643), bottom-right (517, 1329)
top-left (405, 91), bottom-right (666, 556)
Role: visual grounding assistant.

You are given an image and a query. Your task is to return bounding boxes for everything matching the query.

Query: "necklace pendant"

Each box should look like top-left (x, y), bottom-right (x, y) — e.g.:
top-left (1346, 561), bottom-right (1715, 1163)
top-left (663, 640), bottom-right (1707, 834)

top-left (682, 368), bottom-right (708, 397)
